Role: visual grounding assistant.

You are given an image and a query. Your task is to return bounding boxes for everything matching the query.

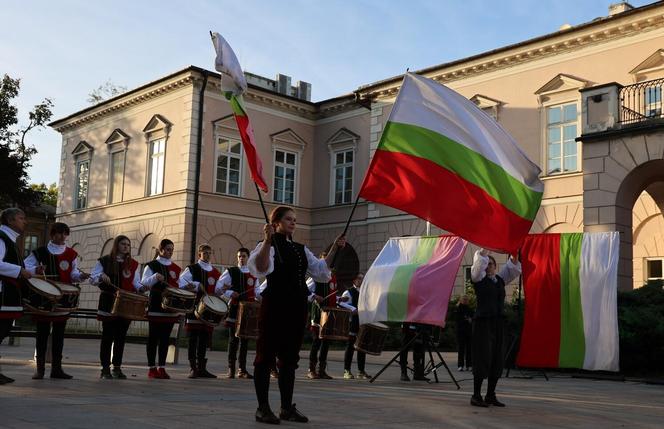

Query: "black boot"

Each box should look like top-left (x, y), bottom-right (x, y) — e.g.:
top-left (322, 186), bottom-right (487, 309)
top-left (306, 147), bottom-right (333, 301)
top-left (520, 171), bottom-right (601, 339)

top-left (50, 363), bottom-right (73, 379)
top-left (226, 362), bottom-right (236, 379)
top-left (32, 358), bottom-right (45, 380)
top-left (100, 367), bottom-right (113, 379)
top-left (279, 403), bottom-right (308, 423)
top-left (306, 361), bottom-right (318, 379)
top-left (188, 359), bottom-right (199, 379)
top-left (318, 361), bottom-right (332, 380)
top-left (255, 405), bottom-right (280, 424)
top-left (400, 365), bottom-right (410, 382)
top-left (198, 358), bottom-right (217, 378)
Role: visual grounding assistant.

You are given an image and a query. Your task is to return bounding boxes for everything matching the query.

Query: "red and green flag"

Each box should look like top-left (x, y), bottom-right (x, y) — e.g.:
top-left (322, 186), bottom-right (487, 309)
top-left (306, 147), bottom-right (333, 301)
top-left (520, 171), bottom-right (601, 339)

top-left (211, 32), bottom-right (268, 193)
top-left (517, 232), bottom-right (620, 371)
top-left (359, 73), bottom-right (543, 253)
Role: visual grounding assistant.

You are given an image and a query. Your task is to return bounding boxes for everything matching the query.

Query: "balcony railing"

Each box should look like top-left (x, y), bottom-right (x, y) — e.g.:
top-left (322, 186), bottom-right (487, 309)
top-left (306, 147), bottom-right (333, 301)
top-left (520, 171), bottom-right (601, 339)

top-left (619, 78), bottom-right (664, 125)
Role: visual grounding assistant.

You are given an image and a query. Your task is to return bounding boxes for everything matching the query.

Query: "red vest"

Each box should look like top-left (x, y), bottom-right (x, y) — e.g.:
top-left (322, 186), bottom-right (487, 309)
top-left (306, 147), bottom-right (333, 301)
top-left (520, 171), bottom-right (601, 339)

top-left (55, 247), bottom-right (78, 283)
top-left (165, 263), bottom-right (182, 289)
top-left (119, 259), bottom-right (140, 292)
top-left (202, 267), bottom-right (222, 294)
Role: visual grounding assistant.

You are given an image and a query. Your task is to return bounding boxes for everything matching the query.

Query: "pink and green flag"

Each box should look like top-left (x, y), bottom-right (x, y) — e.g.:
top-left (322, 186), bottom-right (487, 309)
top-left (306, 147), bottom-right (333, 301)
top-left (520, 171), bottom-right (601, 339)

top-left (358, 235), bottom-right (467, 327)
top-left (359, 73), bottom-right (543, 253)
top-left (517, 232), bottom-right (620, 371)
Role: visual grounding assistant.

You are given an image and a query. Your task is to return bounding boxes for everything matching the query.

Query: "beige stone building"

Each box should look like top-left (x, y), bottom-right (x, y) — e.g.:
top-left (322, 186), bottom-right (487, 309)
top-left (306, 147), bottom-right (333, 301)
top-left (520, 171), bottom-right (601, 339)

top-left (50, 1), bottom-right (664, 323)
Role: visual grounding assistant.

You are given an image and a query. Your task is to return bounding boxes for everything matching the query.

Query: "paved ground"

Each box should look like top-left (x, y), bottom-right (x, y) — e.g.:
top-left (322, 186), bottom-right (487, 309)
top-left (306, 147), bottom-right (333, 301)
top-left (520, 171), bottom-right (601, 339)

top-left (1, 338), bottom-right (662, 428)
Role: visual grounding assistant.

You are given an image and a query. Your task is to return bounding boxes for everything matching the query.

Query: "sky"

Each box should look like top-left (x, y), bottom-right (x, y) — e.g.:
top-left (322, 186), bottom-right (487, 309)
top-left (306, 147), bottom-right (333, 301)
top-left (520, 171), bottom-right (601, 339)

top-left (1, 0), bottom-right (655, 186)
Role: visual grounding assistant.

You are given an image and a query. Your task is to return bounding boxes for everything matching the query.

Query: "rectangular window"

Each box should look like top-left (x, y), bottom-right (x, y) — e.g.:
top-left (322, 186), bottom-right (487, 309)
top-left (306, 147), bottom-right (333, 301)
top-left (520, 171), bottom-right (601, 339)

top-left (108, 151), bottom-right (125, 203)
top-left (333, 149), bottom-right (354, 204)
top-left (273, 149), bottom-right (296, 204)
top-left (75, 160), bottom-right (89, 209)
top-left (463, 265), bottom-right (472, 283)
top-left (23, 235), bottom-right (38, 258)
top-left (646, 258), bottom-right (663, 280)
top-left (546, 103), bottom-right (578, 175)
top-left (645, 86), bottom-right (662, 118)
top-left (148, 138), bottom-right (165, 196)
top-left (215, 137), bottom-right (242, 196)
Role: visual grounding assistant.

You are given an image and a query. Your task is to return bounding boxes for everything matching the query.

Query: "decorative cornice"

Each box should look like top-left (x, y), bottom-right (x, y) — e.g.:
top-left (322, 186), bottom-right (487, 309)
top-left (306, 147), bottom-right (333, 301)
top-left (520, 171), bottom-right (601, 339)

top-left (52, 75), bottom-right (195, 132)
top-left (358, 5), bottom-right (664, 101)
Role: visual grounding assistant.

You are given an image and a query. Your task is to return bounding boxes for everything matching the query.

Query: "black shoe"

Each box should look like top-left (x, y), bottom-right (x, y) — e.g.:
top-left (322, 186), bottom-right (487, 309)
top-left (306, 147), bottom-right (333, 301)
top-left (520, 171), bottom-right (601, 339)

top-left (32, 369), bottom-right (45, 380)
top-left (485, 394), bottom-right (506, 407)
top-left (255, 407), bottom-right (280, 424)
top-left (279, 404), bottom-right (308, 423)
top-left (50, 365), bottom-right (73, 380)
top-left (470, 395), bottom-right (489, 408)
top-left (100, 368), bottom-right (113, 379)
top-left (111, 368), bottom-right (127, 379)
top-left (0, 372), bottom-right (15, 384)
top-left (413, 374), bottom-right (430, 381)
top-left (400, 372), bottom-right (411, 382)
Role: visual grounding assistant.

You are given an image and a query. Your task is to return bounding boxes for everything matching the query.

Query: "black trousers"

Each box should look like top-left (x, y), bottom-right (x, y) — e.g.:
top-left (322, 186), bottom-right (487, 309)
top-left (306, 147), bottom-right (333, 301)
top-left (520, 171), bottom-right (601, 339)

top-left (457, 328), bottom-right (472, 368)
top-left (147, 322), bottom-right (174, 367)
top-left (187, 329), bottom-right (210, 361)
top-left (308, 331), bottom-right (329, 366)
top-left (472, 317), bottom-right (504, 397)
top-left (100, 318), bottom-right (131, 369)
top-left (344, 335), bottom-right (365, 372)
top-left (0, 319), bottom-right (12, 344)
top-left (400, 328), bottom-right (425, 374)
top-left (35, 320), bottom-right (67, 365)
top-left (227, 327), bottom-right (249, 369)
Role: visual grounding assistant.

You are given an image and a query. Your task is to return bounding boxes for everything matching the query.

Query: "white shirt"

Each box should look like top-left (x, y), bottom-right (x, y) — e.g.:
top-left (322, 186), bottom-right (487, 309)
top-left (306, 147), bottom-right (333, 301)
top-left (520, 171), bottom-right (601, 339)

top-left (178, 260), bottom-right (225, 296)
top-left (339, 286), bottom-right (359, 313)
top-left (247, 240), bottom-right (331, 283)
top-left (24, 241), bottom-right (84, 283)
top-left (89, 256), bottom-right (142, 292)
top-left (219, 265), bottom-right (251, 299)
top-left (141, 256), bottom-right (174, 289)
top-left (0, 225), bottom-right (22, 293)
top-left (470, 249), bottom-right (521, 285)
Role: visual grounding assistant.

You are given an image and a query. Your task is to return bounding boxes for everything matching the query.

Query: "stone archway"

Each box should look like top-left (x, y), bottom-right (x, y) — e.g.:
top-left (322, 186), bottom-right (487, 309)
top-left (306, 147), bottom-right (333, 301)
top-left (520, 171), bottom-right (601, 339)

top-left (582, 129), bottom-right (664, 290)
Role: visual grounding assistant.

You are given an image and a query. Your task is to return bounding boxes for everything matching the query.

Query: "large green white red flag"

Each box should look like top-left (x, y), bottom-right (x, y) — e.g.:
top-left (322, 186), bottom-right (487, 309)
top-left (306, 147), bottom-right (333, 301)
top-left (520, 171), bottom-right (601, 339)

top-left (211, 32), bottom-right (268, 192)
top-left (359, 73), bottom-right (543, 253)
top-left (358, 235), bottom-right (467, 327)
top-left (517, 232), bottom-right (620, 371)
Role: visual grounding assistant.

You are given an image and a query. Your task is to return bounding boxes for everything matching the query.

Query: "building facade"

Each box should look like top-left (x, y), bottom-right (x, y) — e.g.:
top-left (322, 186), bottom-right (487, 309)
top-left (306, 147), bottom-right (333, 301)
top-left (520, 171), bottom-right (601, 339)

top-left (50, 1), bottom-right (664, 320)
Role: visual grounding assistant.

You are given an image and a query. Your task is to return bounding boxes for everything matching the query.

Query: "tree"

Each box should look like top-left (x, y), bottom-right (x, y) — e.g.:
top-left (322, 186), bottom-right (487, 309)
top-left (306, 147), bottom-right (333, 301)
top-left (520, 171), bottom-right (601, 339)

top-left (87, 79), bottom-right (127, 104)
top-left (0, 74), bottom-right (53, 207)
top-left (30, 182), bottom-right (58, 207)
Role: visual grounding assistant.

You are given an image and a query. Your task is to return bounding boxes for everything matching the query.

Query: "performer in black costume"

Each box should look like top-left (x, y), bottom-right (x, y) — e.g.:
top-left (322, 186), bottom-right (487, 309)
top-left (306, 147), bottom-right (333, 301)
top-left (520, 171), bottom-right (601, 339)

top-left (339, 272), bottom-right (371, 380)
top-left (469, 249), bottom-right (520, 407)
top-left (248, 206), bottom-right (344, 424)
top-left (455, 294), bottom-right (473, 372)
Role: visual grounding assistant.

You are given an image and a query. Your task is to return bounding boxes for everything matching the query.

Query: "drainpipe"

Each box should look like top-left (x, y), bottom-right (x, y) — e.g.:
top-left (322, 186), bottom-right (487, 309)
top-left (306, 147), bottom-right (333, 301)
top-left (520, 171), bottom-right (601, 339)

top-left (190, 71), bottom-right (209, 263)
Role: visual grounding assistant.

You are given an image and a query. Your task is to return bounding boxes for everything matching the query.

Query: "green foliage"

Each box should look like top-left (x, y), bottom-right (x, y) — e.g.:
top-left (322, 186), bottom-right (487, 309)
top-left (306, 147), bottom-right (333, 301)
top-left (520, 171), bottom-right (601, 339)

top-left (617, 280), bottom-right (664, 374)
top-left (30, 182), bottom-right (58, 207)
top-left (0, 74), bottom-right (53, 207)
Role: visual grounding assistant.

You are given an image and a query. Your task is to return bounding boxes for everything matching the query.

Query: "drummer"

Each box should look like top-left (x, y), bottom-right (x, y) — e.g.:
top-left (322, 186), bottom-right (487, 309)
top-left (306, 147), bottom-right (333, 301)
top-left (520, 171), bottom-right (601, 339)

top-left (89, 235), bottom-right (142, 379)
top-left (0, 208), bottom-right (32, 385)
top-left (305, 251), bottom-right (338, 380)
top-left (178, 243), bottom-right (225, 379)
top-left (219, 247), bottom-right (257, 379)
top-left (24, 222), bottom-right (89, 379)
top-left (339, 272), bottom-right (371, 380)
top-left (141, 238), bottom-right (182, 379)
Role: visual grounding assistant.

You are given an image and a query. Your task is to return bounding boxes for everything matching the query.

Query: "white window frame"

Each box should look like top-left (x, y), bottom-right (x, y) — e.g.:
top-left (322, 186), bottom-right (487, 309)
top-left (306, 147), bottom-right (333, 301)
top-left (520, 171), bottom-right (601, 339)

top-left (214, 134), bottom-right (243, 197)
top-left (23, 235), bottom-right (39, 258)
top-left (331, 148), bottom-right (355, 205)
top-left (544, 101), bottom-right (580, 176)
top-left (75, 159), bottom-right (90, 210)
top-left (272, 148), bottom-right (298, 204)
top-left (147, 138), bottom-right (166, 196)
top-left (646, 257), bottom-right (664, 280)
top-left (645, 85), bottom-right (662, 118)
top-left (108, 149), bottom-right (126, 204)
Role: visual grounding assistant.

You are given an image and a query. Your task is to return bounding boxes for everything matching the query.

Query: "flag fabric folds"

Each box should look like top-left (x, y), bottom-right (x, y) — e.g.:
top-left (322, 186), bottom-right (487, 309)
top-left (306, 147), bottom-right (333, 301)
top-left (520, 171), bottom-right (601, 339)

top-left (211, 32), bottom-right (268, 193)
top-left (358, 235), bottom-right (467, 328)
top-left (517, 232), bottom-right (620, 372)
top-left (359, 73), bottom-right (543, 253)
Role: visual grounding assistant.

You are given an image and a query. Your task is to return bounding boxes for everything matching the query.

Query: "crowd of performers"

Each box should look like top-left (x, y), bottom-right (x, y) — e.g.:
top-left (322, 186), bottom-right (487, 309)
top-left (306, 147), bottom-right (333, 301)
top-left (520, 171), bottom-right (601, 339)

top-left (0, 205), bottom-right (520, 422)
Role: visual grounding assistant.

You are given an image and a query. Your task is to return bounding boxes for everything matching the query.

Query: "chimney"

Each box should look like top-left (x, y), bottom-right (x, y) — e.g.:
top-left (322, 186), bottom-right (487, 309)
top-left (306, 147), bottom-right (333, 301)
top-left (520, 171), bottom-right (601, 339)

top-left (276, 73), bottom-right (291, 96)
top-left (296, 81), bottom-right (312, 101)
top-left (608, 2), bottom-right (634, 16)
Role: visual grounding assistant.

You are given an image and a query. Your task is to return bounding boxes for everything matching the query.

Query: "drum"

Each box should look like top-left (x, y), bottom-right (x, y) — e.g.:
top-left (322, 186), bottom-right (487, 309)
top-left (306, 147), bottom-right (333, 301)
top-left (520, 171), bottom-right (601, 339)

top-left (235, 301), bottom-right (261, 339)
top-left (111, 289), bottom-right (148, 320)
top-left (319, 307), bottom-right (351, 340)
top-left (161, 288), bottom-right (196, 314)
top-left (53, 282), bottom-right (81, 312)
top-left (354, 322), bottom-right (389, 355)
top-left (23, 278), bottom-right (62, 314)
top-left (194, 295), bottom-right (228, 326)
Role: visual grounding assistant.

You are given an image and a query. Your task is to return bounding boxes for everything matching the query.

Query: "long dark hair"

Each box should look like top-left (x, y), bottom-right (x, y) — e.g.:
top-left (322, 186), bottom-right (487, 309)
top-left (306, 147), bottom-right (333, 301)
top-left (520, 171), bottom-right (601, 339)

top-left (109, 235), bottom-right (132, 277)
top-left (154, 238), bottom-right (174, 259)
